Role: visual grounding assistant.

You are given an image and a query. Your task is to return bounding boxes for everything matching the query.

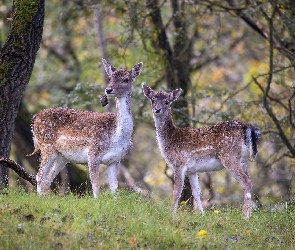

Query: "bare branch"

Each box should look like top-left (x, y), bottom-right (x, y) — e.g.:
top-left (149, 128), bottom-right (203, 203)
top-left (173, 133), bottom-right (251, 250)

top-left (226, 0), bottom-right (295, 62)
top-left (202, 0), bottom-right (249, 12)
top-left (252, 73), bottom-right (295, 157)
top-left (288, 89), bottom-right (295, 129)
top-left (204, 81), bottom-right (252, 123)
top-left (0, 158), bottom-right (36, 187)
top-left (252, 75), bottom-right (289, 111)
top-left (226, 0), bottom-right (269, 40)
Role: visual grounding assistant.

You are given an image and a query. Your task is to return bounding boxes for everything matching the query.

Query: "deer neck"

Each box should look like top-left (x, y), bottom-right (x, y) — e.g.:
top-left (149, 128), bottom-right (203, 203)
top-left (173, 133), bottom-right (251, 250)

top-left (115, 94), bottom-right (133, 136)
top-left (154, 109), bottom-right (176, 148)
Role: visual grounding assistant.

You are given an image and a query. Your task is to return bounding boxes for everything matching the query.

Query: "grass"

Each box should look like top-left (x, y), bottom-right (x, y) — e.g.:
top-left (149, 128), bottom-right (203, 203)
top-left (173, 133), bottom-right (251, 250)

top-left (0, 189), bottom-right (294, 249)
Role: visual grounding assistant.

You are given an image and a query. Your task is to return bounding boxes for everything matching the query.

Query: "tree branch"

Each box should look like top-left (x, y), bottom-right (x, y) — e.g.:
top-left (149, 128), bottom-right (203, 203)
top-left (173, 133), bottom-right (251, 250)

top-left (253, 75), bottom-right (289, 111)
top-left (288, 89), bottom-right (295, 129)
top-left (0, 158), bottom-right (36, 187)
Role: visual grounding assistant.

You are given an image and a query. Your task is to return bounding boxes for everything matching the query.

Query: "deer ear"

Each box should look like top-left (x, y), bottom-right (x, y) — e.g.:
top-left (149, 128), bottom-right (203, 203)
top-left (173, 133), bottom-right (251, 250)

top-left (132, 62), bottom-right (143, 79)
top-left (170, 88), bottom-right (182, 102)
top-left (102, 58), bottom-right (117, 76)
top-left (142, 84), bottom-right (154, 99)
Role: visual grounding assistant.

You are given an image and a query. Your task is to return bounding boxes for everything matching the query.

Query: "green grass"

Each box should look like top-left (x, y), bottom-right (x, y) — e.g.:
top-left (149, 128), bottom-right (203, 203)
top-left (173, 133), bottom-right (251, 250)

top-left (0, 189), bottom-right (294, 249)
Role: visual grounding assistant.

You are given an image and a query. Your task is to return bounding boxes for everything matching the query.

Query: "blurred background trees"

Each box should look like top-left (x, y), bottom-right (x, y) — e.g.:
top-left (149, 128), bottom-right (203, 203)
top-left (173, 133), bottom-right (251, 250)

top-left (1, 0), bottom-right (294, 207)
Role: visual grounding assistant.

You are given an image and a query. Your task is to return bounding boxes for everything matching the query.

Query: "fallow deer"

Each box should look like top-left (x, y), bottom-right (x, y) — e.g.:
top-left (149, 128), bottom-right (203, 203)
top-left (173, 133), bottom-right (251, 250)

top-left (142, 84), bottom-right (260, 218)
top-left (28, 59), bottom-right (143, 198)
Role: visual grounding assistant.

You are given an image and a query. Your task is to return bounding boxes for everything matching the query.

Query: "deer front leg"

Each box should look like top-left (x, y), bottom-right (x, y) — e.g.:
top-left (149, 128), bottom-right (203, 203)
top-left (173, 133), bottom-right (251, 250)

top-left (107, 162), bottom-right (119, 194)
top-left (188, 173), bottom-right (204, 215)
top-left (88, 155), bottom-right (101, 199)
top-left (173, 167), bottom-right (185, 213)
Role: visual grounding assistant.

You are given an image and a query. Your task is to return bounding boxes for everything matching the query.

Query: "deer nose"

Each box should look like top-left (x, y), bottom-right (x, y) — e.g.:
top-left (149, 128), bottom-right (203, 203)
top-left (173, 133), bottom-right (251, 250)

top-left (105, 88), bottom-right (113, 94)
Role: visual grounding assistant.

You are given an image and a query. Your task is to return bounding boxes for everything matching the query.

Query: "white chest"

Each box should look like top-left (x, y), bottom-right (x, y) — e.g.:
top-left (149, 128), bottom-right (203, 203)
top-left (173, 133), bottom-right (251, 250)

top-left (101, 128), bottom-right (133, 165)
top-left (101, 97), bottom-right (133, 164)
top-left (156, 134), bottom-right (167, 158)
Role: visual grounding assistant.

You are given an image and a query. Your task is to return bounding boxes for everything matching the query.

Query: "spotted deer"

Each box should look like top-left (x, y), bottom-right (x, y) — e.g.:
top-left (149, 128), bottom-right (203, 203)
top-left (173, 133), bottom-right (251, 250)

top-left (142, 84), bottom-right (260, 218)
top-left (28, 59), bottom-right (143, 198)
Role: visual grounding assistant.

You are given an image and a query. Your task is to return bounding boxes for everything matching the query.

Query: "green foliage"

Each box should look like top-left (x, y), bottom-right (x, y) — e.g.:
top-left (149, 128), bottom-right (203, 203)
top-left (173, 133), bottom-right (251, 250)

top-left (0, 190), bottom-right (295, 249)
top-left (61, 82), bottom-right (105, 110)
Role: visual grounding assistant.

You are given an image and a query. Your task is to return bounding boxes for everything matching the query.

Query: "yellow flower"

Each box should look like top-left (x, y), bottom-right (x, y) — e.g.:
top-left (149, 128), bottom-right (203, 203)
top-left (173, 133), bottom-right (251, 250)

top-left (198, 229), bottom-right (208, 239)
top-left (180, 201), bottom-right (186, 205)
top-left (214, 210), bottom-right (220, 214)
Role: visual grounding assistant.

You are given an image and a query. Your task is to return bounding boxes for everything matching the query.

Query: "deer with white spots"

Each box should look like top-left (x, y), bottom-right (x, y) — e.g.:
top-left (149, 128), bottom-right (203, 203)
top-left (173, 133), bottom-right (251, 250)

top-left (142, 84), bottom-right (260, 218)
top-left (28, 59), bottom-right (143, 198)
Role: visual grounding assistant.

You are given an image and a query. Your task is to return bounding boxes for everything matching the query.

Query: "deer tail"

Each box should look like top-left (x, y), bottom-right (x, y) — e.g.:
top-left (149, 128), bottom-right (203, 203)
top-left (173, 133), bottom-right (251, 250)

top-left (26, 146), bottom-right (39, 157)
top-left (26, 115), bottom-right (40, 157)
top-left (246, 127), bottom-right (261, 161)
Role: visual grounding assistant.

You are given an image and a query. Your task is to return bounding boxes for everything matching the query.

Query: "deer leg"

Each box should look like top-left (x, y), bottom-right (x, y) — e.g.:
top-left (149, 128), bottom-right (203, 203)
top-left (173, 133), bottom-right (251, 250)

top-left (241, 169), bottom-right (252, 217)
top-left (36, 152), bottom-right (57, 195)
top-left (42, 155), bottom-right (68, 192)
top-left (88, 155), bottom-right (100, 199)
top-left (173, 167), bottom-right (185, 213)
top-left (223, 158), bottom-right (253, 219)
top-left (234, 171), bottom-right (252, 219)
top-left (107, 162), bottom-right (119, 194)
top-left (188, 173), bottom-right (204, 215)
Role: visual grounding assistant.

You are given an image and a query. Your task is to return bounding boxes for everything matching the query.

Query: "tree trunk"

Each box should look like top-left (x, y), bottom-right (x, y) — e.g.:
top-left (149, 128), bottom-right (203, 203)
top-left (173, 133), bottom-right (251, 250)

top-left (146, 0), bottom-right (193, 207)
top-left (0, 0), bottom-right (44, 188)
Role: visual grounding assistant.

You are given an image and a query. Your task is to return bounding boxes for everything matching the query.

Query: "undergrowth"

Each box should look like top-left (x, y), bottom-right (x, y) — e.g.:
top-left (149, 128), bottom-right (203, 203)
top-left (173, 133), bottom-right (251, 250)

top-left (0, 189), bottom-right (294, 249)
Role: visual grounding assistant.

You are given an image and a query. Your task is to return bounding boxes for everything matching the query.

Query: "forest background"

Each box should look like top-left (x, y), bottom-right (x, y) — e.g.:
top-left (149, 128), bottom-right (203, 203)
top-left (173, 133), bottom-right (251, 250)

top-left (0, 0), bottom-right (295, 209)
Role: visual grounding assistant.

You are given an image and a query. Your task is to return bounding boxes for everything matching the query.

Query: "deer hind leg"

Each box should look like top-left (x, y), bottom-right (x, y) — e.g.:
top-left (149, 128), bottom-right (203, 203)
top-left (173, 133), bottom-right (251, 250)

top-left (188, 173), bottom-right (204, 215)
top-left (88, 155), bottom-right (101, 199)
top-left (36, 151), bottom-right (58, 195)
top-left (240, 160), bottom-right (253, 219)
top-left (42, 154), bottom-right (68, 193)
top-left (234, 171), bottom-right (252, 219)
top-left (107, 162), bottom-right (119, 194)
top-left (173, 167), bottom-right (185, 213)
top-left (222, 158), bottom-right (252, 219)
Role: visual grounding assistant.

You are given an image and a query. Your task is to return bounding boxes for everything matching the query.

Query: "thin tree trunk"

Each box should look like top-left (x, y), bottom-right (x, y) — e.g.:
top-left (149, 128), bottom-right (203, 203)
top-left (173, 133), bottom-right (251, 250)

top-left (94, 6), bottom-right (108, 79)
top-left (146, 0), bottom-right (193, 207)
top-left (0, 0), bottom-right (44, 188)
top-left (93, 6), bottom-right (115, 112)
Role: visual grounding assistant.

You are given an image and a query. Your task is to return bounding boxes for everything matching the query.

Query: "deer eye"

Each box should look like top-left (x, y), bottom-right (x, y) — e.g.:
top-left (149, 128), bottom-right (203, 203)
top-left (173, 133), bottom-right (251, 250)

top-left (165, 101), bottom-right (169, 105)
top-left (151, 99), bottom-right (155, 104)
